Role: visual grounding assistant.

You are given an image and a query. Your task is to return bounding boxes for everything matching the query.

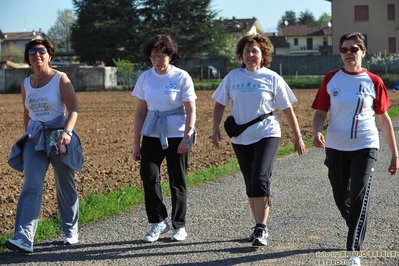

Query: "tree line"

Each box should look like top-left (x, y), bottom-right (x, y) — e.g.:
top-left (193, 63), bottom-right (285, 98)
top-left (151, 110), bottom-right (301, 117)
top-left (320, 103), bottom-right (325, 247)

top-left (2, 0), bottom-right (331, 67)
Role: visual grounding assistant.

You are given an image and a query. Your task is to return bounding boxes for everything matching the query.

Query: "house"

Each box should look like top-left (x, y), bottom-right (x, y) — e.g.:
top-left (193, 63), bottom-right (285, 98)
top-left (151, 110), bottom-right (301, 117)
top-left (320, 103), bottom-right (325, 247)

top-left (222, 17), bottom-right (264, 37)
top-left (328, 0), bottom-right (398, 54)
top-left (0, 29), bottom-right (46, 61)
top-left (273, 25), bottom-right (332, 56)
top-left (0, 29), bottom-right (45, 51)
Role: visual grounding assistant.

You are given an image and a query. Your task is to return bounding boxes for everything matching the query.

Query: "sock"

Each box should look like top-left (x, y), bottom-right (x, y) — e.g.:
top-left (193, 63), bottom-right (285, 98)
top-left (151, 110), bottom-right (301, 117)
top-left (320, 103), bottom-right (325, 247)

top-left (255, 223), bottom-right (266, 230)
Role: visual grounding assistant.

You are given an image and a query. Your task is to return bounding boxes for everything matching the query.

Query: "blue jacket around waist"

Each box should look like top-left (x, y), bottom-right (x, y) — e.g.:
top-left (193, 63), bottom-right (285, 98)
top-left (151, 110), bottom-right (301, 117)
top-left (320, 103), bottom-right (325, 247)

top-left (141, 106), bottom-right (185, 150)
top-left (8, 115), bottom-right (84, 172)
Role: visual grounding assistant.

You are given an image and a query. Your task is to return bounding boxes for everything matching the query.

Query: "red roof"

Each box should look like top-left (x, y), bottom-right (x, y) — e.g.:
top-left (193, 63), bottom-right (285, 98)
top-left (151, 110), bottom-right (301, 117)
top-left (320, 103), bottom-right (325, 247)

top-left (2, 30), bottom-right (45, 41)
top-left (280, 25), bottom-right (331, 37)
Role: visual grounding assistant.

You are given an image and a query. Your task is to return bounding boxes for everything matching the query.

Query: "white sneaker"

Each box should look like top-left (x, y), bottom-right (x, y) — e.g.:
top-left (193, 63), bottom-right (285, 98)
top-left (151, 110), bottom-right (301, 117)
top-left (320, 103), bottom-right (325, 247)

top-left (5, 238), bottom-right (33, 253)
top-left (346, 256), bottom-right (361, 266)
top-left (143, 220), bottom-right (170, 242)
top-left (63, 233), bottom-right (79, 245)
top-left (171, 228), bottom-right (187, 241)
top-left (252, 227), bottom-right (268, 246)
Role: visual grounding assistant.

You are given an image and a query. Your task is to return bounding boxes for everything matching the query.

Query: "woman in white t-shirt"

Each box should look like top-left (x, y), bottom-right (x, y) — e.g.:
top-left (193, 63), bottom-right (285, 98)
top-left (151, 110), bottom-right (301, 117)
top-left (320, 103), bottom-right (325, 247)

top-left (132, 35), bottom-right (196, 243)
top-left (211, 35), bottom-right (305, 247)
top-left (312, 32), bottom-right (399, 257)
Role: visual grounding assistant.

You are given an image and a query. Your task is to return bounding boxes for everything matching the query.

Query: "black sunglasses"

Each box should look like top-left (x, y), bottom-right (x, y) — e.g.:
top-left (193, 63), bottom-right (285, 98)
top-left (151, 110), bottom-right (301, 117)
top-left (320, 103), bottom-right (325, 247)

top-left (339, 46), bottom-right (360, 54)
top-left (28, 47), bottom-right (47, 55)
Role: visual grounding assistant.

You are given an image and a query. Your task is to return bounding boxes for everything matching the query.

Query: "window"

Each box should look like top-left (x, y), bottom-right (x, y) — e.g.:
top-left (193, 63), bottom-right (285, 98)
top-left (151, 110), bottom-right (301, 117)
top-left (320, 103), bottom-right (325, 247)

top-left (389, 37), bottom-right (396, 53)
top-left (355, 5), bottom-right (369, 21)
top-left (294, 38), bottom-right (298, 46)
top-left (388, 4), bottom-right (395, 20)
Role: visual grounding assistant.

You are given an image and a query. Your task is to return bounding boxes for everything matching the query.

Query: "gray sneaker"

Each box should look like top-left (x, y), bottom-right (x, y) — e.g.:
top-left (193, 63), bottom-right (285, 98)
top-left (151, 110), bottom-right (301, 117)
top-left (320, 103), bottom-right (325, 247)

top-left (5, 238), bottom-right (33, 253)
top-left (249, 226), bottom-right (268, 242)
top-left (252, 227), bottom-right (268, 246)
top-left (143, 220), bottom-right (170, 243)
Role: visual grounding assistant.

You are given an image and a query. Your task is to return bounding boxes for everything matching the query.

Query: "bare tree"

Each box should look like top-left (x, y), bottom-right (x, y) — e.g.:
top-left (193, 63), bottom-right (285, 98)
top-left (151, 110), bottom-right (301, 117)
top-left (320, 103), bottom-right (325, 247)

top-left (47, 9), bottom-right (76, 53)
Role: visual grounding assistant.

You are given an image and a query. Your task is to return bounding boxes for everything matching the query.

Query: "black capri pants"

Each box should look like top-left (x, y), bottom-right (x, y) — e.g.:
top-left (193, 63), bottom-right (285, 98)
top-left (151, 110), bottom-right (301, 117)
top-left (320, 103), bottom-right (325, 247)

top-left (232, 137), bottom-right (280, 198)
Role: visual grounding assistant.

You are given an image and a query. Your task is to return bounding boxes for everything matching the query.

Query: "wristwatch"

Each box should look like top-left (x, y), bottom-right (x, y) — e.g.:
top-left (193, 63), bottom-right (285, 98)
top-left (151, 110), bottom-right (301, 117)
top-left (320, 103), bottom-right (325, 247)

top-left (63, 129), bottom-right (73, 137)
top-left (182, 138), bottom-right (190, 143)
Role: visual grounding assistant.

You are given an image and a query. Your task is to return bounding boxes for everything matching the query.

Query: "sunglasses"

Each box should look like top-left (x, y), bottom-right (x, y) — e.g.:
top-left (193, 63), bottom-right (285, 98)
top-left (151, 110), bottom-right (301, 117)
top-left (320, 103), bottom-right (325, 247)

top-left (28, 47), bottom-right (48, 55)
top-left (339, 46), bottom-right (360, 54)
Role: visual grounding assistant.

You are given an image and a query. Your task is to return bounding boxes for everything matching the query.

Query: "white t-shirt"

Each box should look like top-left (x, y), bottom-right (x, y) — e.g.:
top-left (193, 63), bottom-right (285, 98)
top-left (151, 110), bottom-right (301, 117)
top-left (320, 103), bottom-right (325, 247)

top-left (212, 67), bottom-right (297, 145)
top-left (131, 65), bottom-right (197, 137)
top-left (311, 67), bottom-right (391, 151)
top-left (24, 71), bottom-right (66, 122)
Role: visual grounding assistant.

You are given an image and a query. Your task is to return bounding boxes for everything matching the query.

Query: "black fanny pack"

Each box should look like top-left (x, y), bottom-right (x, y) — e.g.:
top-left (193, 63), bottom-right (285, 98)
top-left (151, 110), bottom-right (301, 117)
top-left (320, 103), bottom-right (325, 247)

top-left (223, 112), bottom-right (273, 138)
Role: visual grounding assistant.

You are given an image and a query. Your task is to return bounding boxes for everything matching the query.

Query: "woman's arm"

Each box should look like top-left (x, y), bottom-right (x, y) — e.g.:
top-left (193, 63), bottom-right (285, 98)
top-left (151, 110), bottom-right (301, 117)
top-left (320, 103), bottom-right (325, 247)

top-left (377, 112), bottom-right (399, 175)
top-left (211, 102), bottom-right (226, 148)
top-left (132, 98), bottom-right (147, 161)
top-left (60, 73), bottom-right (78, 145)
top-left (21, 82), bottom-right (29, 131)
top-left (312, 109), bottom-right (327, 148)
top-left (281, 106), bottom-right (305, 155)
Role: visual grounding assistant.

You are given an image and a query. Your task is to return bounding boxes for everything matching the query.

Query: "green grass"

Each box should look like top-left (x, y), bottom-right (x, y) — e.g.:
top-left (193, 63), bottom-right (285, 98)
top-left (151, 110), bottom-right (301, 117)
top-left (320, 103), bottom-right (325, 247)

top-left (1, 104), bottom-right (398, 254)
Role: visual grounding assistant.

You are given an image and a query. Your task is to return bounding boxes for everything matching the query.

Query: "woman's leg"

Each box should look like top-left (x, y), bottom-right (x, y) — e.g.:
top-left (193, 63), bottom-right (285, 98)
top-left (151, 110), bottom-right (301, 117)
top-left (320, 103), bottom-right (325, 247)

top-left (14, 139), bottom-right (49, 246)
top-left (140, 136), bottom-right (168, 223)
top-left (346, 148), bottom-right (377, 251)
top-left (165, 137), bottom-right (190, 229)
top-left (51, 154), bottom-right (79, 237)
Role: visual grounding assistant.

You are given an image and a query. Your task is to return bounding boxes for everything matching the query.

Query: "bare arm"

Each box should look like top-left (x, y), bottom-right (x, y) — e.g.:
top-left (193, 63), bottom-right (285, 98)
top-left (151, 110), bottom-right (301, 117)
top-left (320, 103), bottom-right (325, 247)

top-left (132, 98), bottom-right (147, 161)
top-left (281, 106), bottom-right (305, 155)
top-left (177, 100), bottom-right (196, 154)
top-left (59, 73), bottom-right (79, 145)
top-left (211, 102), bottom-right (226, 148)
top-left (377, 112), bottom-right (399, 175)
top-left (21, 82), bottom-right (29, 131)
top-left (312, 109), bottom-right (327, 148)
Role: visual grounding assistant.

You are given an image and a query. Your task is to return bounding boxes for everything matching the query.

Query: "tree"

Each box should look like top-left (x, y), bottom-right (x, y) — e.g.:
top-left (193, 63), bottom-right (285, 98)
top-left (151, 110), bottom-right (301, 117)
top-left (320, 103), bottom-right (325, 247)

top-left (277, 10), bottom-right (297, 29)
top-left (317, 12), bottom-right (332, 27)
top-left (208, 35), bottom-right (240, 72)
top-left (71, 0), bottom-right (141, 65)
top-left (136, 0), bottom-right (225, 60)
top-left (1, 43), bottom-right (24, 63)
top-left (368, 51), bottom-right (399, 74)
top-left (47, 9), bottom-right (76, 53)
top-left (298, 10), bottom-right (316, 26)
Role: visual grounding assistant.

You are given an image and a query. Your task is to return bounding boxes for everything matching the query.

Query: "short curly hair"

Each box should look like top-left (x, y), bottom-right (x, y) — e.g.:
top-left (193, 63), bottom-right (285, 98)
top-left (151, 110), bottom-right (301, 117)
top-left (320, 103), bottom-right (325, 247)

top-left (142, 34), bottom-right (180, 63)
top-left (236, 35), bottom-right (272, 68)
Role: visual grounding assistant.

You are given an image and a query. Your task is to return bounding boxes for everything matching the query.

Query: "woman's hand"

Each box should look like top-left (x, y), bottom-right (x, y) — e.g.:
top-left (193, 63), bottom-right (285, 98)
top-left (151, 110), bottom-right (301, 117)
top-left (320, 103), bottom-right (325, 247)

top-left (59, 131), bottom-right (72, 145)
top-left (313, 132), bottom-right (325, 148)
top-left (388, 157), bottom-right (399, 175)
top-left (177, 139), bottom-right (190, 154)
top-left (211, 128), bottom-right (222, 148)
top-left (295, 137), bottom-right (306, 155)
top-left (132, 145), bottom-right (141, 161)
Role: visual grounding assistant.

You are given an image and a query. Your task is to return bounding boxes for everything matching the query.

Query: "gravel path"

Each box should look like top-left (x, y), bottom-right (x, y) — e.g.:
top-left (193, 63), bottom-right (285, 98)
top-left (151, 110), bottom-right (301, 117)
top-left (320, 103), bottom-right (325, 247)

top-left (1, 121), bottom-right (399, 266)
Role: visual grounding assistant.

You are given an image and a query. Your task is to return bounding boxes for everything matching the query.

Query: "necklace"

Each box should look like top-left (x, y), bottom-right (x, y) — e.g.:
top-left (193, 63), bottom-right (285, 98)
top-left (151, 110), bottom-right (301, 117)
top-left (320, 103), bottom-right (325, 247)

top-left (33, 72), bottom-right (47, 88)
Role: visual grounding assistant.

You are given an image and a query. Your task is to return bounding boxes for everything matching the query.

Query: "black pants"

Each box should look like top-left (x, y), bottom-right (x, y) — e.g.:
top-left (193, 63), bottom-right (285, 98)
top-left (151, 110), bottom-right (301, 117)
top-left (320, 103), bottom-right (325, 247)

top-left (325, 148), bottom-right (377, 251)
top-left (232, 137), bottom-right (280, 198)
top-left (140, 136), bottom-right (191, 229)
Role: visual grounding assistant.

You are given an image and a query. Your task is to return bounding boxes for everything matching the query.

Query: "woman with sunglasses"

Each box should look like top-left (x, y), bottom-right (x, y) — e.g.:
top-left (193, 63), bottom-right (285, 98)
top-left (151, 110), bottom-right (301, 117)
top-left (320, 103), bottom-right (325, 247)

top-left (131, 34), bottom-right (196, 243)
top-left (312, 32), bottom-right (398, 263)
top-left (6, 36), bottom-right (83, 253)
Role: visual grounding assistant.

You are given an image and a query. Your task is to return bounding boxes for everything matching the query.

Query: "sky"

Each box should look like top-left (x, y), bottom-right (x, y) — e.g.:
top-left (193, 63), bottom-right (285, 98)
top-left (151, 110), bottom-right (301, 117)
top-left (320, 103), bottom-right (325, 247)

top-left (0, 0), bottom-right (331, 34)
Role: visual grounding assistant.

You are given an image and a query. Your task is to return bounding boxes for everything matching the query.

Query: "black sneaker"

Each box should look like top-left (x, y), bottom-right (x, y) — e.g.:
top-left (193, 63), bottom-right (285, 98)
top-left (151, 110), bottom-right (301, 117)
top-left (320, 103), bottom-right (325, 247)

top-left (248, 227), bottom-right (256, 242)
top-left (252, 227), bottom-right (268, 246)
